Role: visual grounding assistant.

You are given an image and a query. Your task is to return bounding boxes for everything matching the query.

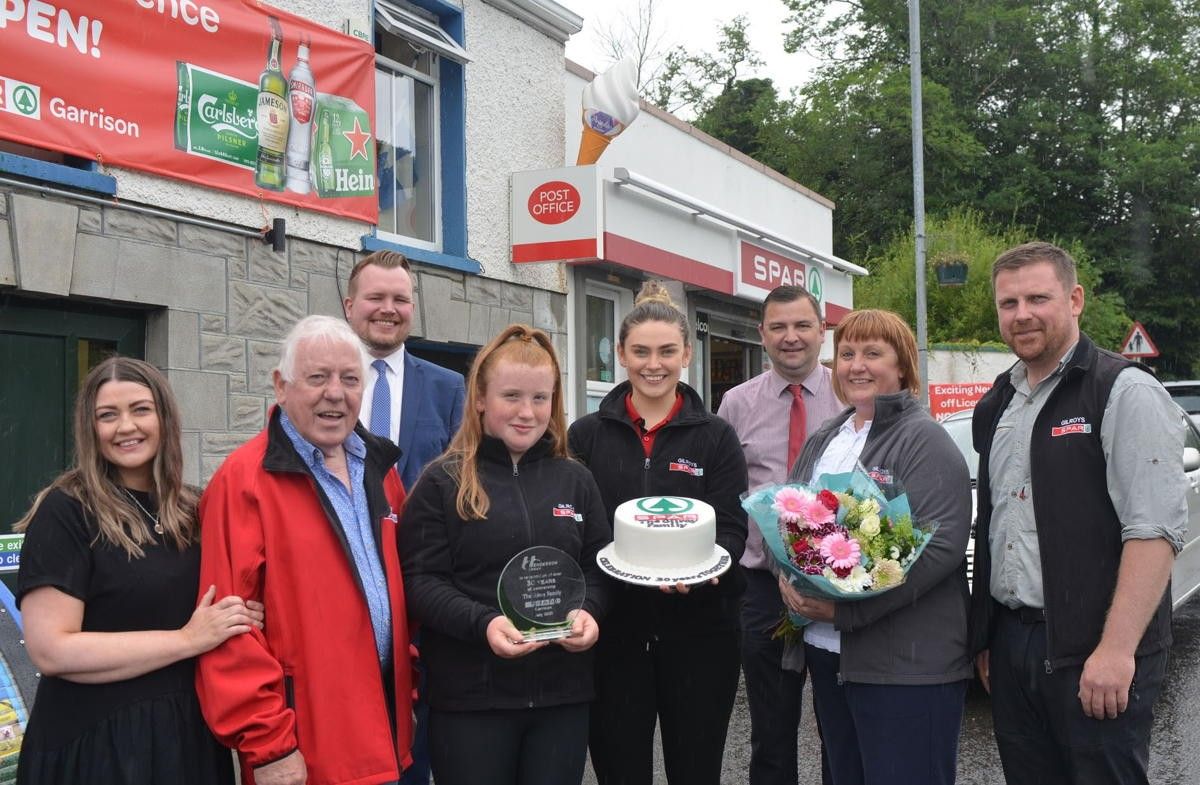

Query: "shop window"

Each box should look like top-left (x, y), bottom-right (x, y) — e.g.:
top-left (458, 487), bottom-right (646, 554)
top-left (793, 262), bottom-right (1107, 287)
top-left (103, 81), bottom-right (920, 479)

top-left (583, 283), bottom-right (631, 413)
top-left (371, 0), bottom-right (470, 265)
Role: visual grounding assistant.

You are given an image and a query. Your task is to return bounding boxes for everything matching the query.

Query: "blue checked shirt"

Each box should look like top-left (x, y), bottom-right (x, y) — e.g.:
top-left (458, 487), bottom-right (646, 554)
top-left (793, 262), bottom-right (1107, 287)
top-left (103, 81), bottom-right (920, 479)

top-left (280, 411), bottom-right (392, 664)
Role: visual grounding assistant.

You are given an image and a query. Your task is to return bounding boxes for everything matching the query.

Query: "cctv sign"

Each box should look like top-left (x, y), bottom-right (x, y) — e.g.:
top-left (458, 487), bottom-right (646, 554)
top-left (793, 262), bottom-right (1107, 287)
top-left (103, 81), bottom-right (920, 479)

top-left (739, 241), bottom-right (806, 291)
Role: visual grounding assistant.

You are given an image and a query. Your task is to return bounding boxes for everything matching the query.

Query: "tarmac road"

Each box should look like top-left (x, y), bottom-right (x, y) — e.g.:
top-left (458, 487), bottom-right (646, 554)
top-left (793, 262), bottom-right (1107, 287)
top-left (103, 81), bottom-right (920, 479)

top-left (583, 592), bottom-right (1200, 784)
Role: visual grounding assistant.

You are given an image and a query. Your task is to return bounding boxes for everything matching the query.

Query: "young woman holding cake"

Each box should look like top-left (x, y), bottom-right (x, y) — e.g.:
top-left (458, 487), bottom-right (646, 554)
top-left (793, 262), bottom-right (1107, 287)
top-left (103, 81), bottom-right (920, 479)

top-left (399, 325), bottom-right (612, 785)
top-left (14, 357), bottom-right (262, 785)
top-left (778, 309), bottom-right (973, 785)
top-left (568, 281), bottom-right (749, 785)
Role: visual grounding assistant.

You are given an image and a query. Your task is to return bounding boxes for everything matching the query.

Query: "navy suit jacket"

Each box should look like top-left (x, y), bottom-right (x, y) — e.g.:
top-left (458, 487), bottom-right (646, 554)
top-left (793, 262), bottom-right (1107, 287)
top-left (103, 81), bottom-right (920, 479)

top-left (395, 352), bottom-right (466, 491)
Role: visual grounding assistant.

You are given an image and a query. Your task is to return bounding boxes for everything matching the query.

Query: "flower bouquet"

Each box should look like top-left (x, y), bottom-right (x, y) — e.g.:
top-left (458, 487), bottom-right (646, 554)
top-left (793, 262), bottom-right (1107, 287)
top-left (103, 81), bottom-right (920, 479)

top-left (741, 467), bottom-right (937, 634)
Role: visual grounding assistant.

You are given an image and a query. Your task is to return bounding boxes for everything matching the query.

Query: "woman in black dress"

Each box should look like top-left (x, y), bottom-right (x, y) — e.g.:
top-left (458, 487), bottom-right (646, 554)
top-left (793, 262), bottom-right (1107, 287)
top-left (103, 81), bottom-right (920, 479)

top-left (14, 357), bottom-right (263, 785)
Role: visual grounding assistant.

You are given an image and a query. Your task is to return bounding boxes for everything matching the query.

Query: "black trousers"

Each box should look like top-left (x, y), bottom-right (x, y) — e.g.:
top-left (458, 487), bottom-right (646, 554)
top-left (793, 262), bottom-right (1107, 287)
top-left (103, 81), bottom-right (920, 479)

top-left (990, 606), bottom-right (1167, 785)
top-left (589, 629), bottom-right (741, 785)
top-left (741, 568), bottom-right (812, 785)
top-left (428, 702), bottom-right (589, 785)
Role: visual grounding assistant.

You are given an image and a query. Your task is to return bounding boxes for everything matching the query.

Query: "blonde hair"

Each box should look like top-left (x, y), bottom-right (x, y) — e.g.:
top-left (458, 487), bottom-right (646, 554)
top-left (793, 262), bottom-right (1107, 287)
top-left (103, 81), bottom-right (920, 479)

top-left (444, 325), bottom-right (568, 520)
top-left (15, 357), bottom-right (198, 557)
top-left (619, 280), bottom-right (690, 348)
top-left (831, 310), bottom-right (922, 401)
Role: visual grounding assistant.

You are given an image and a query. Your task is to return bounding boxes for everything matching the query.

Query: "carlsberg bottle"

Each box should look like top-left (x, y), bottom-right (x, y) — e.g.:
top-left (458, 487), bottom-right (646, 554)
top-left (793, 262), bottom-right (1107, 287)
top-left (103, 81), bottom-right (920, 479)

top-left (284, 36), bottom-right (316, 194)
top-left (254, 17), bottom-right (289, 191)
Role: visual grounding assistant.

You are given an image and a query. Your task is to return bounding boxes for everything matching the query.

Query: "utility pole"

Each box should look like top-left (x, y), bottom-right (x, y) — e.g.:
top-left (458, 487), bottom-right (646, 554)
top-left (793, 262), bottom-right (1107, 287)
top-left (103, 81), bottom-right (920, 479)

top-left (908, 0), bottom-right (929, 406)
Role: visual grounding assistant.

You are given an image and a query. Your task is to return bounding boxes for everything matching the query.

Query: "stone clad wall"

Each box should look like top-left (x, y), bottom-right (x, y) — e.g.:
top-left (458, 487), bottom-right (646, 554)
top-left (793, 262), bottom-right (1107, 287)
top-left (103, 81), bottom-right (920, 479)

top-left (0, 187), bottom-right (564, 486)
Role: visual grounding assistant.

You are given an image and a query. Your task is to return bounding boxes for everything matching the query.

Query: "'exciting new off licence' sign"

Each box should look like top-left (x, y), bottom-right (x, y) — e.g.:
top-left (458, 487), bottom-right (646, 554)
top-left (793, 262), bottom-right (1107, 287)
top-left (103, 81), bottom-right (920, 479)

top-left (0, 0), bottom-right (377, 223)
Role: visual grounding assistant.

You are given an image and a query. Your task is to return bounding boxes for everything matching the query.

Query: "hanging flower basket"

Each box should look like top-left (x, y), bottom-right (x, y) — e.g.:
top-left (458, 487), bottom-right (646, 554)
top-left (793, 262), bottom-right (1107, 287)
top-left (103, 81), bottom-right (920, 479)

top-left (935, 257), bottom-right (968, 287)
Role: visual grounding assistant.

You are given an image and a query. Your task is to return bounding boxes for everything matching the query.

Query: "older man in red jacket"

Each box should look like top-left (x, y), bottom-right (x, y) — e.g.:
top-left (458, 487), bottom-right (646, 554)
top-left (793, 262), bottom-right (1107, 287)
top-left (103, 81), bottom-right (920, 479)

top-left (197, 315), bottom-right (414, 785)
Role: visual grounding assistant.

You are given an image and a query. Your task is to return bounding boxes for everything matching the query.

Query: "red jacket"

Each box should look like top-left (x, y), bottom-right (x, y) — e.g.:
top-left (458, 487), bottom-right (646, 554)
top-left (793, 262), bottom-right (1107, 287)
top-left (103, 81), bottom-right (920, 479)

top-left (196, 408), bottom-right (413, 785)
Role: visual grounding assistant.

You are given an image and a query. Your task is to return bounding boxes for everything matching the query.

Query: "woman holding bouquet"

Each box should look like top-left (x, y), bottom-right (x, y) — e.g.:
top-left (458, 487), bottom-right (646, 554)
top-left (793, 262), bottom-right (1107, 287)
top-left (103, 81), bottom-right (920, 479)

top-left (569, 280), bottom-right (748, 785)
top-left (779, 308), bottom-right (972, 785)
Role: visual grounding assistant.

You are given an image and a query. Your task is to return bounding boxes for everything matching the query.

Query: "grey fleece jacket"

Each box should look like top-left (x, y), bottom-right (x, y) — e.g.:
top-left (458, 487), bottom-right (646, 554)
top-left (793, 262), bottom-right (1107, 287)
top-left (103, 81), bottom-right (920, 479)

top-left (781, 392), bottom-right (974, 685)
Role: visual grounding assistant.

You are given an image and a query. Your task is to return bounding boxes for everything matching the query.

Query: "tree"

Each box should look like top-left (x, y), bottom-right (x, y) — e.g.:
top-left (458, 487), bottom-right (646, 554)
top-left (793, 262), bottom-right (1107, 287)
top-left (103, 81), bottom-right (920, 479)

top-left (647, 16), bottom-right (765, 118)
top-left (772, 0), bottom-right (1200, 376)
top-left (592, 0), bottom-right (670, 93)
top-left (854, 210), bottom-right (1131, 351)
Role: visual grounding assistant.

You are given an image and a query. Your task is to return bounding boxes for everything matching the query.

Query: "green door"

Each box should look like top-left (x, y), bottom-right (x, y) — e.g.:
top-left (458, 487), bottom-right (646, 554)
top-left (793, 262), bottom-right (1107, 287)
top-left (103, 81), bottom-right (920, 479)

top-left (0, 297), bottom-right (145, 534)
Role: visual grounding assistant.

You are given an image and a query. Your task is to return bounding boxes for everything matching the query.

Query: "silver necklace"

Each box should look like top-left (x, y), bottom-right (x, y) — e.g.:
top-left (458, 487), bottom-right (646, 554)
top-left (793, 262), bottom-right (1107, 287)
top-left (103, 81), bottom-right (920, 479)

top-left (123, 488), bottom-right (164, 535)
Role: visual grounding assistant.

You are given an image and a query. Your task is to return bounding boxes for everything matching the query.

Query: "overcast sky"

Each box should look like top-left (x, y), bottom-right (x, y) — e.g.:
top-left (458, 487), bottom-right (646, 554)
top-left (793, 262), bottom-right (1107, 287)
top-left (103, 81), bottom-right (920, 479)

top-left (558, 0), bottom-right (819, 95)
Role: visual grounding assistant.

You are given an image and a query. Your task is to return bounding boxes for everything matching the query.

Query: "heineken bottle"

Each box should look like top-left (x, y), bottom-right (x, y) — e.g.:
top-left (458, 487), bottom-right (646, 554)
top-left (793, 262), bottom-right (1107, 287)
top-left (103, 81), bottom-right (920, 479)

top-left (254, 16), bottom-right (289, 191)
top-left (317, 112), bottom-right (335, 193)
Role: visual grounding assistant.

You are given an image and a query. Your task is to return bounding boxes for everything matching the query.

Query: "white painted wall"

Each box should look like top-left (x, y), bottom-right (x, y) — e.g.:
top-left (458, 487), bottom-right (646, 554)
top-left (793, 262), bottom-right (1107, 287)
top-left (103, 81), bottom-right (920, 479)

top-left (464, 0), bottom-right (569, 291)
top-left (927, 347), bottom-right (1016, 385)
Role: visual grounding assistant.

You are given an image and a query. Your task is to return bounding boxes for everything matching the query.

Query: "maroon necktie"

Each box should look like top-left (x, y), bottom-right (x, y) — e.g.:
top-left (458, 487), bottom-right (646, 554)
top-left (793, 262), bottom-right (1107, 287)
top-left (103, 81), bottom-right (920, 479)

top-left (787, 384), bottom-right (807, 471)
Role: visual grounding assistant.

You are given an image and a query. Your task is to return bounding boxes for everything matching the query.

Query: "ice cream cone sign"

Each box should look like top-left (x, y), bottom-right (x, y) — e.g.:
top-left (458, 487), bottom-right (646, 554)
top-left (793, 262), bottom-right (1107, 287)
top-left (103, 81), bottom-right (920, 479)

top-left (576, 57), bottom-right (640, 165)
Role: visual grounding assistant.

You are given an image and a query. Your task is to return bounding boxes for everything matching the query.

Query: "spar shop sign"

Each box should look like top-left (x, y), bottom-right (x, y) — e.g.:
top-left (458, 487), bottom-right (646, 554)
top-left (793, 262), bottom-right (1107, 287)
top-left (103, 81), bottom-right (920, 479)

top-left (0, 0), bottom-right (377, 223)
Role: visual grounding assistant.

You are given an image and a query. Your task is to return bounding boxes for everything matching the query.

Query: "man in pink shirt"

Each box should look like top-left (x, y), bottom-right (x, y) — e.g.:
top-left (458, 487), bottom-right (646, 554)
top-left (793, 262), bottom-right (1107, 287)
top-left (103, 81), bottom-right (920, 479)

top-left (717, 285), bottom-right (843, 785)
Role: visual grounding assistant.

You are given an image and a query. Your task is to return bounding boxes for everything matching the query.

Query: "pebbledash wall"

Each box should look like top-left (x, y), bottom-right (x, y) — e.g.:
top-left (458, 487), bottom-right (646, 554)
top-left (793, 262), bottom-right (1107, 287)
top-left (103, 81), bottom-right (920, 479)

top-left (0, 0), bottom-right (580, 488)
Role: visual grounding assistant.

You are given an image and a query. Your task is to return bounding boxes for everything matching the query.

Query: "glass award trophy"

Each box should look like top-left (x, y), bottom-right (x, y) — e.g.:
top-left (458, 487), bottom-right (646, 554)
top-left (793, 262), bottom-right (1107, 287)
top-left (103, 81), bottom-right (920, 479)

top-left (497, 545), bottom-right (586, 642)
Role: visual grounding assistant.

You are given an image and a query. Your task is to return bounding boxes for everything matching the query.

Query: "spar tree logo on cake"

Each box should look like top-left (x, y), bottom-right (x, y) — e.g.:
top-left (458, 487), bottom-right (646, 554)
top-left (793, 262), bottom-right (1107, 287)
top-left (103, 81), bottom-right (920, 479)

top-left (634, 498), bottom-right (700, 528)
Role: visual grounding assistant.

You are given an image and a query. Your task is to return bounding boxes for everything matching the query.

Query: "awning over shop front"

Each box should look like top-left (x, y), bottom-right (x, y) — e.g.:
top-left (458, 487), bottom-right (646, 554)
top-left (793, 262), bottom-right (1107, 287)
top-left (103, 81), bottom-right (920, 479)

top-left (511, 165), bottom-right (864, 321)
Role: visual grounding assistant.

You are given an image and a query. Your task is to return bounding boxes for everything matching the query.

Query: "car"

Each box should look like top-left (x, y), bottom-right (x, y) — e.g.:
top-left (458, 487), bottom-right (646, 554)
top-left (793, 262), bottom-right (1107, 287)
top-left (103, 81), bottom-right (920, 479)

top-left (939, 405), bottom-right (1200, 610)
top-left (1164, 381), bottom-right (1200, 429)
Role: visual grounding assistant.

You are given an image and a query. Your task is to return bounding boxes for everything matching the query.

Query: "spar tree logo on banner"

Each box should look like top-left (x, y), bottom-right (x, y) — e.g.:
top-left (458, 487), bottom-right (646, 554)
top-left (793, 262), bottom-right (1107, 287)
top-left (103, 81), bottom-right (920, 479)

top-left (0, 0), bottom-right (378, 224)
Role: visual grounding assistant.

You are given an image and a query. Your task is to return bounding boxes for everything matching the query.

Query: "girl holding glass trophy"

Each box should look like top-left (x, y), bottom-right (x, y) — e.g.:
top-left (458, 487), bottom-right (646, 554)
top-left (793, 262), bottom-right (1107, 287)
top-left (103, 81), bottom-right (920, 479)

top-left (399, 325), bottom-right (612, 785)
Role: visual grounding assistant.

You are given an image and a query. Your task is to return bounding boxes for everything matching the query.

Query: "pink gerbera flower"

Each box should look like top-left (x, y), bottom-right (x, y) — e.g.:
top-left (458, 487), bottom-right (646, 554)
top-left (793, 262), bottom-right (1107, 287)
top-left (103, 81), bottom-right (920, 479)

top-left (773, 487), bottom-right (835, 529)
top-left (819, 532), bottom-right (862, 570)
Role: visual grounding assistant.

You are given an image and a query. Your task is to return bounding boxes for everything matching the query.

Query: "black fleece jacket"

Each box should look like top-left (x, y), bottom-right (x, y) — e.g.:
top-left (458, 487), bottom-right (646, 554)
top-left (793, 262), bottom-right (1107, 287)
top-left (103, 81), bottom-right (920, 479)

top-left (568, 382), bottom-right (748, 641)
top-left (399, 435), bottom-right (612, 711)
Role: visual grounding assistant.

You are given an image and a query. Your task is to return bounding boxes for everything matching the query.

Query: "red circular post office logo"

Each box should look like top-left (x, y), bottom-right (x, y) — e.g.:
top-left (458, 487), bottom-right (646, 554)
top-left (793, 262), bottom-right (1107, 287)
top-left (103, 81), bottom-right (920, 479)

top-left (528, 181), bottom-right (581, 225)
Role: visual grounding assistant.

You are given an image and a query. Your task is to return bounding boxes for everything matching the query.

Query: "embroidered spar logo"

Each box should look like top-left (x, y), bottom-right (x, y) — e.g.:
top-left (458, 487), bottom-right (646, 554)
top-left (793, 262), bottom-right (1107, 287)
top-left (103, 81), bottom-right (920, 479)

top-left (552, 504), bottom-right (583, 522)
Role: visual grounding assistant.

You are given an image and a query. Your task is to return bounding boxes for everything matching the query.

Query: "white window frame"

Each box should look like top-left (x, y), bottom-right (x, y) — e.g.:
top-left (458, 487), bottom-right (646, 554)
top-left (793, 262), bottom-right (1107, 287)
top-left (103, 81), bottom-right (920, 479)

top-left (583, 281), bottom-right (632, 408)
top-left (374, 20), bottom-right (445, 251)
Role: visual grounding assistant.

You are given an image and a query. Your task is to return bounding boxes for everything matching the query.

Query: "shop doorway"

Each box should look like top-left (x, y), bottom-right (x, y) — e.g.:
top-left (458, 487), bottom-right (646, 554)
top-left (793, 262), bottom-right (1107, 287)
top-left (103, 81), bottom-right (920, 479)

top-left (708, 335), bottom-right (762, 413)
top-left (0, 297), bottom-right (145, 536)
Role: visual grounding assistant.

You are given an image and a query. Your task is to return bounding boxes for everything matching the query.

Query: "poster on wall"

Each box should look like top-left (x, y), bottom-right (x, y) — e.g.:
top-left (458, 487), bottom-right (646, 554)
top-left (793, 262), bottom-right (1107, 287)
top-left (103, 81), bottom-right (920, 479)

top-left (928, 382), bottom-right (992, 421)
top-left (0, 0), bottom-right (377, 223)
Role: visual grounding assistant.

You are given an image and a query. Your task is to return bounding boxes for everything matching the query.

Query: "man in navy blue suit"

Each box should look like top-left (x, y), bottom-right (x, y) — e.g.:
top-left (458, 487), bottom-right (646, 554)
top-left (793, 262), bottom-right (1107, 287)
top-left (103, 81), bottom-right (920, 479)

top-left (344, 250), bottom-right (466, 492)
top-left (344, 250), bottom-right (465, 785)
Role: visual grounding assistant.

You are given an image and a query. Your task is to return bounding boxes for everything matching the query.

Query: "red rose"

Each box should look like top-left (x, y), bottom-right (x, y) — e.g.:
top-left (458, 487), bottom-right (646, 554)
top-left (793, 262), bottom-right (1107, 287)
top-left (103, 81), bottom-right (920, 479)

top-left (817, 490), bottom-right (840, 512)
top-left (790, 539), bottom-right (805, 555)
top-left (832, 564), bottom-right (853, 578)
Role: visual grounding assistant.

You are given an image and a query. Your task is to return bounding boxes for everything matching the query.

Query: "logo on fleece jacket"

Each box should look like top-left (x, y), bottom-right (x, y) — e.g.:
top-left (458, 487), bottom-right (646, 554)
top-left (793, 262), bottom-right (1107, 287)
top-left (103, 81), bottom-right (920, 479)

top-left (552, 504), bottom-right (584, 522)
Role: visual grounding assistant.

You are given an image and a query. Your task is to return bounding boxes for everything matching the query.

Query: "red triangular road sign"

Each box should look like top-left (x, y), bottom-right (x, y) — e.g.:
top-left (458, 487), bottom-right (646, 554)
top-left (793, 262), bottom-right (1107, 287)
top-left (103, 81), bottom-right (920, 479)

top-left (1120, 321), bottom-right (1159, 358)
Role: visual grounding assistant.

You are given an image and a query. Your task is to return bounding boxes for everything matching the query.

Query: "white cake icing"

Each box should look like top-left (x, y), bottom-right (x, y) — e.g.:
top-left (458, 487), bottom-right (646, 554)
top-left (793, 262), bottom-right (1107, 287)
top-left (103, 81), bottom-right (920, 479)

top-left (611, 496), bottom-right (717, 570)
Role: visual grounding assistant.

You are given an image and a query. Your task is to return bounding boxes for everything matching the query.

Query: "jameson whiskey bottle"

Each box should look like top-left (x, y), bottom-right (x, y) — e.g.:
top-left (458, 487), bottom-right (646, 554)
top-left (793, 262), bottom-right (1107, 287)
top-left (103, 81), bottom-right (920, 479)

top-left (317, 112), bottom-right (335, 193)
top-left (254, 17), bottom-right (289, 191)
top-left (285, 36), bottom-right (316, 194)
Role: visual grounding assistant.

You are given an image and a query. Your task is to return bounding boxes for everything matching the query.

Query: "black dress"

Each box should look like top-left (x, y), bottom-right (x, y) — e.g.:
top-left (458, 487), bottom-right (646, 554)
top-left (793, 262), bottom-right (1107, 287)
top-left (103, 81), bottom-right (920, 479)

top-left (14, 488), bottom-right (233, 785)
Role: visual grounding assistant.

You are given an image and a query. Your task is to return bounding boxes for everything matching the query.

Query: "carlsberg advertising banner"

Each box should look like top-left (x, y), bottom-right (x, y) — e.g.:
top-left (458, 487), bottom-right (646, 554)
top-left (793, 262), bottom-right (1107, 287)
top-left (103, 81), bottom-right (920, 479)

top-left (0, 1), bottom-right (377, 223)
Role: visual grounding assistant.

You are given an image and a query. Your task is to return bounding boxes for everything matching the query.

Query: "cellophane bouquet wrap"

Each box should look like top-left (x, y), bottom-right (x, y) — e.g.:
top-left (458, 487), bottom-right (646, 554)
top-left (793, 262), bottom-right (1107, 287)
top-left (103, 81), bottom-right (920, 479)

top-left (741, 468), bottom-right (938, 632)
